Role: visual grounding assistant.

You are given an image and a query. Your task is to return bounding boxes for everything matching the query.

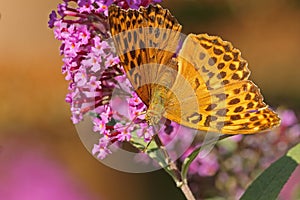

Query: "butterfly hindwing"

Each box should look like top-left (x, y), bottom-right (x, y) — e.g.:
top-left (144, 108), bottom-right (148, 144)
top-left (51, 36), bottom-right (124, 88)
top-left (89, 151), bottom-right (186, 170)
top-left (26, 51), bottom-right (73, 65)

top-left (164, 34), bottom-right (280, 134)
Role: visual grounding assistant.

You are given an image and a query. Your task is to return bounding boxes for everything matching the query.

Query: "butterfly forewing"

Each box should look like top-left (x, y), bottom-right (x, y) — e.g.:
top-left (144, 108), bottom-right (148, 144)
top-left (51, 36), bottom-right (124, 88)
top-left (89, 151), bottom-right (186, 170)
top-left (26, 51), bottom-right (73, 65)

top-left (108, 4), bottom-right (182, 105)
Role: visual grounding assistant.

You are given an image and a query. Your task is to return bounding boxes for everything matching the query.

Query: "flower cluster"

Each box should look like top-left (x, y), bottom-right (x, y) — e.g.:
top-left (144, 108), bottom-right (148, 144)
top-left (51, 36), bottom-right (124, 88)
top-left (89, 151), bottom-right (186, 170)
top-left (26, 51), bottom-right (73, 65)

top-left (182, 109), bottom-right (300, 199)
top-left (49, 0), bottom-right (162, 159)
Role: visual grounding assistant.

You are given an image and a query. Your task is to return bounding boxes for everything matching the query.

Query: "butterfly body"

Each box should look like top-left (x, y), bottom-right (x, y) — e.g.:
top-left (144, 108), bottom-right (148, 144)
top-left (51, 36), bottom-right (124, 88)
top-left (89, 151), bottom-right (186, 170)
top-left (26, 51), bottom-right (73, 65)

top-left (108, 4), bottom-right (280, 134)
top-left (146, 59), bottom-right (178, 125)
top-left (145, 85), bottom-right (166, 125)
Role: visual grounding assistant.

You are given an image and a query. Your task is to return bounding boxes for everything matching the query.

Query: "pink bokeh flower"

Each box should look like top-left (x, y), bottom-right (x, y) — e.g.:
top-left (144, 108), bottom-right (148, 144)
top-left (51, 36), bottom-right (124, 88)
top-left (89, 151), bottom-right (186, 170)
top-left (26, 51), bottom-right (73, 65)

top-left (280, 109), bottom-right (298, 127)
top-left (0, 141), bottom-right (97, 200)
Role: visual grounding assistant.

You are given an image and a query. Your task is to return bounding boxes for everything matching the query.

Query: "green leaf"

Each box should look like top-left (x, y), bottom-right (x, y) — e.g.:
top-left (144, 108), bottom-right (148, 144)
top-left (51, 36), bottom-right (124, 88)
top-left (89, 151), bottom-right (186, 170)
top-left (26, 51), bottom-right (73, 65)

top-left (240, 143), bottom-right (300, 200)
top-left (106, 118), bottom-right (117, 126)
top-left (287, 143), bottom-right (300, 164)
top-left (181, 144), bottom-right (202, 183)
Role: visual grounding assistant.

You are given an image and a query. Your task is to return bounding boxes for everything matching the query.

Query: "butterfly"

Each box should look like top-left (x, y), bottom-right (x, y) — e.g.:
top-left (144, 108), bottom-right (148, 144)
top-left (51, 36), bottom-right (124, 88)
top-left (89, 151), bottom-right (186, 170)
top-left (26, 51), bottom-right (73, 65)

top-left (108, 4), bottom-right (280, 134)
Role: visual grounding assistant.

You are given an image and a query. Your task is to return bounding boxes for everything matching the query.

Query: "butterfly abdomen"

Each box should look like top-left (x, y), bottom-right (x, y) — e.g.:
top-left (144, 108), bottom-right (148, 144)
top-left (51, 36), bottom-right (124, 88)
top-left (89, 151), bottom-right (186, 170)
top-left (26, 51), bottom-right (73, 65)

top-left (146, 86), bottom-right (166, 125)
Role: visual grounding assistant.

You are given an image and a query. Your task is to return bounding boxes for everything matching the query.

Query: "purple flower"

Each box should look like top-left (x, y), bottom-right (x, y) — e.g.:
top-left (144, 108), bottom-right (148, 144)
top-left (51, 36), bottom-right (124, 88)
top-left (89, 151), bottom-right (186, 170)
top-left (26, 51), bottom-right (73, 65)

top-left (70, 108), bottom-right (83, 124)
top-left (92, 105), bottom-right (113, 135)
top-left (74, 67), bottom-right (88, 87)
top-left (95, 1), bottom-right (113, 16)
top-left (228, 134), bottom-right (243, 142)
top-left (91, 37), bottom-right (108, 56)
top-left (105, 54), bottom-right (120, 68)
top-left (280, 109), bottom-right (298, 127)
top-left (114, 122), bottom-right (133, 142)
top-left (48, 11), bottom-right (57, 28)
top-left (57, 2), bottom-right (68, 17)
top-left (128, 92), bottom-right (147, 117)
top-left (196, 154), bottom-right (219, 176)
top-left (63, 39), bottom-right (81, 57)
top-left (92, 137), bottom-right (112, 159)
top-left (186, 149), bottom-right (219, 177)
top-left (78, 0), bottom-right (95, 13)
top-left (136, 124), bottom-right (154, 142)
top-left (76, 25), bottom-right (91, 45)
top-left (93, 117), bottom-right (108, 133)
top-left (114, 73), bottom-right (127, 82)
top-left (78, 0), bottom-right (95, 7)
top-left (65, 93), bottom-right (72, 103)
top-left (53, 21), bottom-right (68, 40)
top-left (88, 76), bottom-right (101, 90)
top-left (126, 0), bottom-right (142, 9)
top-left (82, 52), bottom-right (102, 72)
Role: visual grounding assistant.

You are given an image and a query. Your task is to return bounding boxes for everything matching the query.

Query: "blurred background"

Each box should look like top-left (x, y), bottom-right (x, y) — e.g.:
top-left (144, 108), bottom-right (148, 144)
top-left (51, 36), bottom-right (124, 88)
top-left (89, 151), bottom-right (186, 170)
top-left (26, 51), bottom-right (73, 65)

top-left (0, 0), bottom-right (299, 199)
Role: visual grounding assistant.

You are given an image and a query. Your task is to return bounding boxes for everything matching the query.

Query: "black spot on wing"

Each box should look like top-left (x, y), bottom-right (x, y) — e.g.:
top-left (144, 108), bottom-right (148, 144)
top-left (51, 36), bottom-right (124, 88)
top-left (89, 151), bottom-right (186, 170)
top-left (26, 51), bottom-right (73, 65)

top-left (187, 112), bottom-right (203, 124)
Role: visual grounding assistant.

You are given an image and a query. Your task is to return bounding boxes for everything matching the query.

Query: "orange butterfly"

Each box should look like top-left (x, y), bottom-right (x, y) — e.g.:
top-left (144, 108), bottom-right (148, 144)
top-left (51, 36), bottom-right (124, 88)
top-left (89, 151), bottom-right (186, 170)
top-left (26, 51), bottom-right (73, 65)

top-left (108, 4), bottom-right (280, 134)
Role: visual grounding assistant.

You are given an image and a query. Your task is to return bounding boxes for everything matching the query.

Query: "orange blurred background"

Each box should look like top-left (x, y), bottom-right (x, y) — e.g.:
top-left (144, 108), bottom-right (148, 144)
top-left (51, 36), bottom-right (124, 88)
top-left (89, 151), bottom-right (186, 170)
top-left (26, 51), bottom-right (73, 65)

top-left (0, 0), bottom-right (299, 199)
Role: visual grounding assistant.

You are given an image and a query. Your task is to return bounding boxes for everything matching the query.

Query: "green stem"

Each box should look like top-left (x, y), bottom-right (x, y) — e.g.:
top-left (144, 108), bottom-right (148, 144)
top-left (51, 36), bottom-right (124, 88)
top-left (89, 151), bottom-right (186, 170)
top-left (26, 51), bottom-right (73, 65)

top-left (181, 134), bottom-right (233, 183)
top-left (152, 134), bottom-right (196, 200)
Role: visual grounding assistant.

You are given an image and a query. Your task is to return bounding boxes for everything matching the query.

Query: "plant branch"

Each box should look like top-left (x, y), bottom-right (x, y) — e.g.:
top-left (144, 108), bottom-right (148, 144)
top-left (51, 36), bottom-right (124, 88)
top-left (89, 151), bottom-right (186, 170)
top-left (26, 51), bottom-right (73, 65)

top-left (152, 134), bottom-right (196, 200)
top-left (180, 181), bottom-right (196, 200)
